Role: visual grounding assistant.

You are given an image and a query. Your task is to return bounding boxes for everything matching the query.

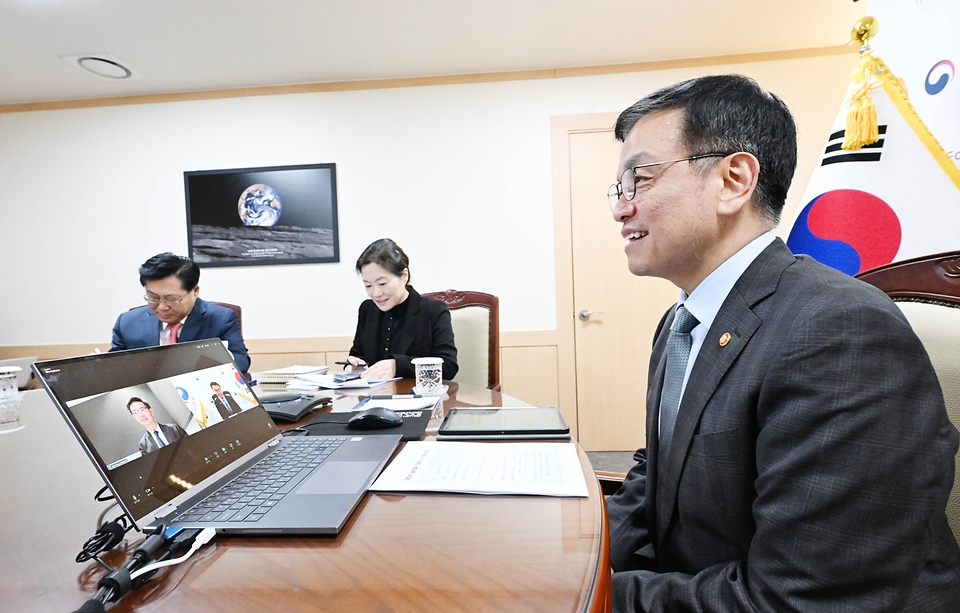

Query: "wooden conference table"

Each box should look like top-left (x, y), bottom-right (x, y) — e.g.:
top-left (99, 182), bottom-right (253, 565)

top-left (0, 380), bottom-right (610, 613)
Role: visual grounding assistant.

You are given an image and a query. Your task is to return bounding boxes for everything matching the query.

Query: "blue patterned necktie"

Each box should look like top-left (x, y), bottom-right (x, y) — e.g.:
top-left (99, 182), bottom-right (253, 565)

top-left (154, 431), bottom-right (165, 448)
top-left (658, 305), bottom-right (698, 464)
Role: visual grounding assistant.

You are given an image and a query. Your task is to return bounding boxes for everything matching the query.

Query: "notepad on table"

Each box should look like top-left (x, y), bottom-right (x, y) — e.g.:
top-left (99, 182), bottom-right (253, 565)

top-left (257, 365), bottom-right (329, 392)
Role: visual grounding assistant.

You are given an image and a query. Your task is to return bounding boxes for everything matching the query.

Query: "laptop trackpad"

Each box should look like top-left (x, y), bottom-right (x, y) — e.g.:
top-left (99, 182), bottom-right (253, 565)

top-left (296, 461), bottom-right (379, 495)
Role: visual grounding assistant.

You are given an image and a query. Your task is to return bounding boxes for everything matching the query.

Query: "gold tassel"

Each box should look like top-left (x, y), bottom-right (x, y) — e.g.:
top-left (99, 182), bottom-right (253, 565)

top-left (843, 77), bottom-right (879, 150)
top-left (839, 16), bottom-right (960, 190)
top-left (842, 18), bottom-right (881, 151)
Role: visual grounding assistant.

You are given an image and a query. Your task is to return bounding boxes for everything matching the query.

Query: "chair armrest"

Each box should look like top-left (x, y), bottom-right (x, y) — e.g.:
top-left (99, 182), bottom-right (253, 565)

top-left (596, 471), bottom-right (626, 496)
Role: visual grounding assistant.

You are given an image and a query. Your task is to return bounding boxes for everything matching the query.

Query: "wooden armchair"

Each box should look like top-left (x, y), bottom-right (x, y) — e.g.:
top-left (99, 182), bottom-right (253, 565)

top-left (596, 471), bottom-right (628, 496)
top-left (211, 301), bottom-right (242, 331)
top-left (422, 289), bottom-right (500, 390)
top-left (856, 251), bottom-right (960, 542)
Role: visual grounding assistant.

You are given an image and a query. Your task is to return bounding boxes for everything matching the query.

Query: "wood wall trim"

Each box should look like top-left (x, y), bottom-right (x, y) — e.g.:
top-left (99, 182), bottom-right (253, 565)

top-left (245, 337), bottom-right (354, 353)
top-left (0, 343), bottom-right (110, 361)
top-left (0, 339), bottom-right (354, 360)
top-left (0, 335), bottom-right (557, 372)
top-left (0, 45), bottom-right (854, 115)
top-left (0, 332), bottom-right (555, 360)
top-left (501, 330), bottom-right (557, 347)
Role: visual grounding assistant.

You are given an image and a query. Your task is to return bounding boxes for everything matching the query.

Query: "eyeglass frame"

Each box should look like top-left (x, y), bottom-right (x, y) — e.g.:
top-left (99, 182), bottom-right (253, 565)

top-left (607, 152), bottom-right (731, 211)
top-left (143, 292), bottom-right (191, 307)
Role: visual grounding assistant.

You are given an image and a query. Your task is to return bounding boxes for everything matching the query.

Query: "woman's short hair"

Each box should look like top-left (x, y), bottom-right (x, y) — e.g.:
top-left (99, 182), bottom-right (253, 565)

top-left (356, 238), bottom-right (410, 282)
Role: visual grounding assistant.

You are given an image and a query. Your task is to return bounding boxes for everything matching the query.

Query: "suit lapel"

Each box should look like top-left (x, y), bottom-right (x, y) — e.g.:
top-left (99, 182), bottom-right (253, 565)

top-left (654, 239), bottom-right (795, 546)
top-left (132, 306), bottom-right (163, 345)
top-left (646, 309), bottom-right (671, 542)
top-left (178, 298), bottom-right (207, 342)
top-left (360, 306), bottom-right (383, 358)
top-left (391, 288), bottom-right (422, 356)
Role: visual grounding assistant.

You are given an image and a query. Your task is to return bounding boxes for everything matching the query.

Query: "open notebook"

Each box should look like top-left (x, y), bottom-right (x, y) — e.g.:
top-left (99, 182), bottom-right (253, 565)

top-left (33, 339), bottom-right (399, 535)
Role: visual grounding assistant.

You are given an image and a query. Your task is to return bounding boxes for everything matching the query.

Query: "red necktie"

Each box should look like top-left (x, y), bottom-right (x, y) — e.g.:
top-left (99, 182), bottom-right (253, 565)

top-left (165, 321), bottom-right (182, 345)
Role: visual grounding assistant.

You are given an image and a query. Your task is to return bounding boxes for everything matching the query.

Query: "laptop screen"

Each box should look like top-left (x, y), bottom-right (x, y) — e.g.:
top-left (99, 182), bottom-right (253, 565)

top-left (34, 339), bottom-right (280, 526)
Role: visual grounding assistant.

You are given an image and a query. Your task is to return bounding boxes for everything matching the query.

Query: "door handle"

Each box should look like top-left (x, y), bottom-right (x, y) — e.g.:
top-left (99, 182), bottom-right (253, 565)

top-left (578, 309), bottom-right (603, 321)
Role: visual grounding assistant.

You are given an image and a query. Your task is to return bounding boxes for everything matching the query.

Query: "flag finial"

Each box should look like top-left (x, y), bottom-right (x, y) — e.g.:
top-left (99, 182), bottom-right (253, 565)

top-left (851, 16), bottom-right (879, 48)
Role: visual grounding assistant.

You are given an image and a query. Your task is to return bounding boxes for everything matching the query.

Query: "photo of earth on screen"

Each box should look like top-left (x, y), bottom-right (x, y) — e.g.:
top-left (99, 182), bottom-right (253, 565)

top-left (185, 163), bottom-right (339, 267)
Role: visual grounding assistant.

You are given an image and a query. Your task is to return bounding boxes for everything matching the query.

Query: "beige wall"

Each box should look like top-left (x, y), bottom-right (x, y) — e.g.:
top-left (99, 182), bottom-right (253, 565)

top-left (1, 48), bottom-right (857, 415)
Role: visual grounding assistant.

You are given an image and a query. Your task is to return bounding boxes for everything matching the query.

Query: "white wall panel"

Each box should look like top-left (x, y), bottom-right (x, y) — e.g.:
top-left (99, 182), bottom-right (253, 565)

top-left (0, 53), bottom-right (853, 345)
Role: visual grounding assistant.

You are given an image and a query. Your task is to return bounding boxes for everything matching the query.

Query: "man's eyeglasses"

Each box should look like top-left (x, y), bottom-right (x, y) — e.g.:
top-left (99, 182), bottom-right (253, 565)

top-left (607, 153), bottom-right (729, 211)
top-left (130, 407), bottom-right (151, 416)
top-left (144, 293), bottom-right (189, 306)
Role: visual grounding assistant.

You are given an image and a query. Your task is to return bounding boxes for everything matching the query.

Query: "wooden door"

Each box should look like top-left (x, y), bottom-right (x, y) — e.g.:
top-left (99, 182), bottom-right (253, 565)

top-left (566, 127), bottom-right (679, 451)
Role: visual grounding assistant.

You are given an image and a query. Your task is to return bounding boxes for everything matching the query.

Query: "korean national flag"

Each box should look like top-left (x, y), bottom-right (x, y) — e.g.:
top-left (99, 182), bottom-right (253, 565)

top-left (786, 0), bottom-right (960, 276)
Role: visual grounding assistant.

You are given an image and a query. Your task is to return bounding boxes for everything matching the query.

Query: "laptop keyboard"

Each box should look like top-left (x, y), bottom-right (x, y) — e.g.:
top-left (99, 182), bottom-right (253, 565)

top-left (177, 436), bottom-right (347, 524)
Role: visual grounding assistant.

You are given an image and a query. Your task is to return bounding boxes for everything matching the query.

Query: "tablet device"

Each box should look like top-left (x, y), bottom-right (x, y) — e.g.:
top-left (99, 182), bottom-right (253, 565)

top-left (437, 407), bottom-right (571, 440)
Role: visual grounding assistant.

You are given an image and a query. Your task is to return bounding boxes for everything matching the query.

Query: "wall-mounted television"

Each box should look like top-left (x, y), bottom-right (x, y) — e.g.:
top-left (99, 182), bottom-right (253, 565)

top-left (184, 163), bottom-right (339, 267)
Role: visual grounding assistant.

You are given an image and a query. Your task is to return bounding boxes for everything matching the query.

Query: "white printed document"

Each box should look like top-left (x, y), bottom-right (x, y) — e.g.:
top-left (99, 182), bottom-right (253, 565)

top-left (369, 441), bottom-right (589, 497)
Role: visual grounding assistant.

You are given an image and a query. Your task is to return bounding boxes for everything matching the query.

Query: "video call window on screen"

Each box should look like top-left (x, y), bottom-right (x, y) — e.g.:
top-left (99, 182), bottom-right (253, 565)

top-left (67, 364), bottom-right (257, 470)
top-left (36, 340), bottom-right (282, 520)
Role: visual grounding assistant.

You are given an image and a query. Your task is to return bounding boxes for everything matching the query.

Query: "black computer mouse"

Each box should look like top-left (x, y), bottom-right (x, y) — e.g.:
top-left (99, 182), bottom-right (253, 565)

top-left (347, 407), bottom-right (403, 430)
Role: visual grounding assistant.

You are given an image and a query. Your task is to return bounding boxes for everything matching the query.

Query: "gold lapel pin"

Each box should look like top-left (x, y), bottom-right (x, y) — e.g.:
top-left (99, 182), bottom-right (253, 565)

top-left (719, 332), bottom-right (731, 347)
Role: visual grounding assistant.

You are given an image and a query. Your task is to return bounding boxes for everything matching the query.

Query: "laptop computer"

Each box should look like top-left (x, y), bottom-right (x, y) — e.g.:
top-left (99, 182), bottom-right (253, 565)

top-left (33, 339), bottom-right (400, 535)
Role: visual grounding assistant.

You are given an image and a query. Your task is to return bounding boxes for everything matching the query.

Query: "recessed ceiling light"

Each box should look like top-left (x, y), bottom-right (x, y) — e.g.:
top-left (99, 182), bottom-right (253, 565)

top-left (78, 57), bottom-right (130, 79)
top-left (61, 54), bottom-right (142, 82)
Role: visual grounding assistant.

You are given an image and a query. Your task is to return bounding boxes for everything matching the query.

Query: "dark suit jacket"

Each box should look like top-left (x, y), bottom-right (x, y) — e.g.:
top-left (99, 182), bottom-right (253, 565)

top-left (137, 422), bottom-right (186, 455)
top-left (212, 391), bottom-right (242, 420)
top-left (349, 286), bottom-right (458, 380)
top-left (606, 239), bottom-right (960, 612)
top-left (110, 297), bottom-right (250, 375)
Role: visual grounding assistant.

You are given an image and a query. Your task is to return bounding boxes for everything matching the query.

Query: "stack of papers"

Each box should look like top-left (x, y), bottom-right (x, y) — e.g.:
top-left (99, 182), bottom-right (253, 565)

top-left (257, 365), bottom-right (329, 392)
top-left (288, 373), bottom-right (399, 391)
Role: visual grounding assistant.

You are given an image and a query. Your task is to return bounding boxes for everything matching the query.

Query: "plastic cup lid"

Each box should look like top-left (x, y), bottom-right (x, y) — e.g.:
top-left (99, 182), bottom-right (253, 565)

top-left (411, 357), bottom-right (443, 365)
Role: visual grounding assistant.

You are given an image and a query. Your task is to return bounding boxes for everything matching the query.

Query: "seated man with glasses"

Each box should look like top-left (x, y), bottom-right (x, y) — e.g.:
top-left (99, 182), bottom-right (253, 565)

top-left (605, 75), bottom-right (959, 612)
top-left (109, 252), bottom-right (250, 376)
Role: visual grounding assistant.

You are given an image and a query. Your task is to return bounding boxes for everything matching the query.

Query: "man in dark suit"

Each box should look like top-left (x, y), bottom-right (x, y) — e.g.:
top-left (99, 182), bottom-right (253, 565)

top-left (210, 381), bottom-right (242, 419)
top-left (127, 397), bottom-right (186, 455)
top-left (110, 253), bottom-right (250, 375)
top-left (605, 75), bottom-right (960, 612)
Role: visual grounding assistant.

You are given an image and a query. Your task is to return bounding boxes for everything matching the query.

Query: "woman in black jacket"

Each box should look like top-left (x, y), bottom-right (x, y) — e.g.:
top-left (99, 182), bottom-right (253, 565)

top-left (345, 238), bottom-right (458, 381)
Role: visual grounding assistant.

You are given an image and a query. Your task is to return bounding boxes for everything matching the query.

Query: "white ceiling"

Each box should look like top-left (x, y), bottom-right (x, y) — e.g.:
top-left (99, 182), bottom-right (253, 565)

top-left (1, 0), bottom-right (868, 107)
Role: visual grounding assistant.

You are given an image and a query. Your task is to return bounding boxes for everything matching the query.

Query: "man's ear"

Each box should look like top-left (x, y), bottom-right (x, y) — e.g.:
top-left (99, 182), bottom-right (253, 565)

top-left (717, 152), bottom-right (760, 217)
